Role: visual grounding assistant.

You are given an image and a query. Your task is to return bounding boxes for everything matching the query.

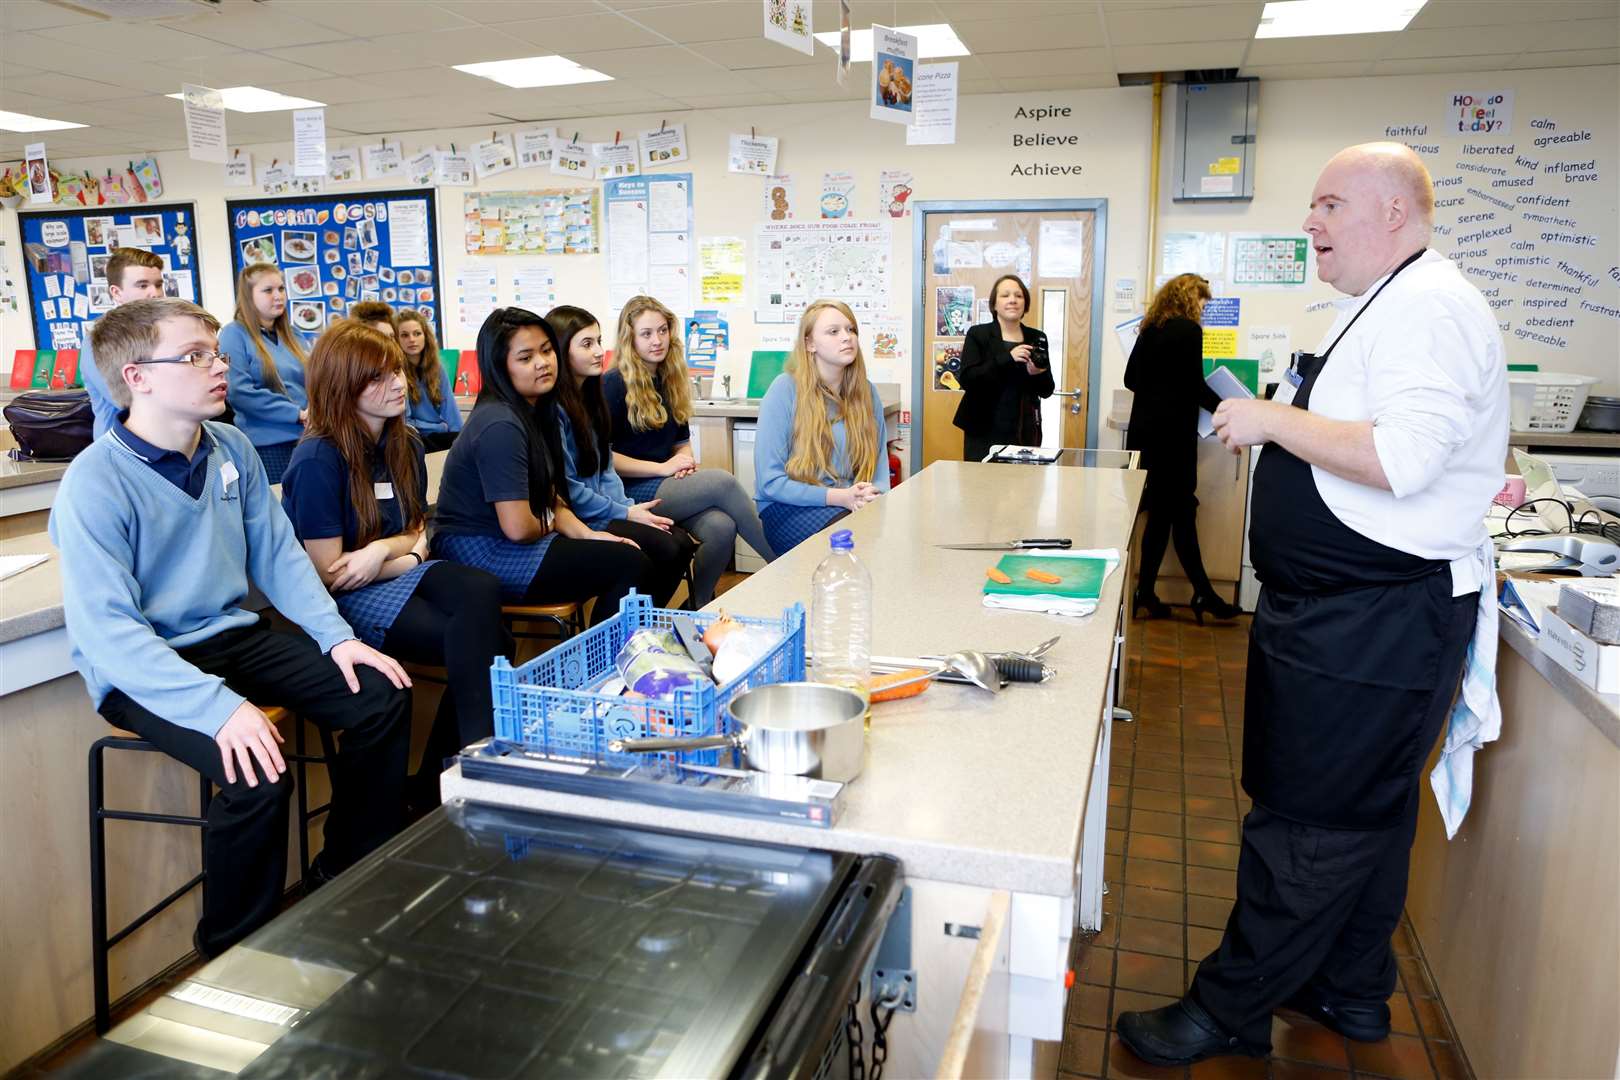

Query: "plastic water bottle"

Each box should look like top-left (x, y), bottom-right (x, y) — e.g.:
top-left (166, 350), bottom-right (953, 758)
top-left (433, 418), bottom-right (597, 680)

top-left (811, 529), bottom-right (872, 709)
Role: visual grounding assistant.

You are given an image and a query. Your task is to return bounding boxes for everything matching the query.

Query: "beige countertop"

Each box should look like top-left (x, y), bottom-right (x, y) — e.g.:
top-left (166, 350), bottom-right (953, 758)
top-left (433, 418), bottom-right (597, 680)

top-left (692, 384), bottom-right (902, 421)
top-left (0, 457), bottom-right (68, 492)
top-left (1508, 429), bottom-right (1620, 450)
top-left (0, 532), bottom-right (61, 644)
top-left (444, 459), bottom-right (1146, 896)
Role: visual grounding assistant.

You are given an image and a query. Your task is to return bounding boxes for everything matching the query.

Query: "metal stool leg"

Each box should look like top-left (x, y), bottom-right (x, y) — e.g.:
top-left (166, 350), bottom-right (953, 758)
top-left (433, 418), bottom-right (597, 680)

top-left (89, 740), bottom-right (111, 1036)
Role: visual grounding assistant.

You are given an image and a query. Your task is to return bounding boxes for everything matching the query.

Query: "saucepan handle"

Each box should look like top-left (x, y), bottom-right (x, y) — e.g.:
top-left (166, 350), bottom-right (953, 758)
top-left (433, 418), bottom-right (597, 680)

top-left (609, 733), bottom-right (738, 754)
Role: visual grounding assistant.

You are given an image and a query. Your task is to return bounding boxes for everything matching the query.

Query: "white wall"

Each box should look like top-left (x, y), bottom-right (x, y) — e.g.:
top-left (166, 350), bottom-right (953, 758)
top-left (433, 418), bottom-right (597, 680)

top-left (4, 62), bottom-right (1615, 431)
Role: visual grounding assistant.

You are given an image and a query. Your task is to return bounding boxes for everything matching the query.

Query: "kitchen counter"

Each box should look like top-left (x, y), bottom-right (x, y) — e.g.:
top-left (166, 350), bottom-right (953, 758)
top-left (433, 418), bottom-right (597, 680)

top-left (690, 382), bottom-right (902, 421)
top-left (0, 532), bottom-right (61, 649)
top-left (0, 455), bottom-right (69, 490)
top-left (446, 458), bottom-right (1144, 896)
top-left (1509, 428), bottom-right (1620, 450)
top-left (1497, 607), bottom-right (1620, 746)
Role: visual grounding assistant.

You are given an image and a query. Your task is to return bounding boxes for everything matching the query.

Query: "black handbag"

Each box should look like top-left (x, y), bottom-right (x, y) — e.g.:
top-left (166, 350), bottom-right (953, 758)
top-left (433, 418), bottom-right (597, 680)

top-left (4, 389), bottom-right (94, 461)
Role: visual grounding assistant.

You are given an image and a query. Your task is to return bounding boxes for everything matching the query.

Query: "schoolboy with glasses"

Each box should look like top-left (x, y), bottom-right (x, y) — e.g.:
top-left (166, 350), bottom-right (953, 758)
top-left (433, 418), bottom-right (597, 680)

top-left (49, 297), bottom-right (414, 957)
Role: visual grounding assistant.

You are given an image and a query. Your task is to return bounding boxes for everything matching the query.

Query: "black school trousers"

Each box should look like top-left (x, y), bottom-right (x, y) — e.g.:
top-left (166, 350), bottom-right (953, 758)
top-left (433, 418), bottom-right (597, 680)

top-left (98, 618), bottom-right (411, 956)
top-left (1186, 592), bottom-right (1477, 1049)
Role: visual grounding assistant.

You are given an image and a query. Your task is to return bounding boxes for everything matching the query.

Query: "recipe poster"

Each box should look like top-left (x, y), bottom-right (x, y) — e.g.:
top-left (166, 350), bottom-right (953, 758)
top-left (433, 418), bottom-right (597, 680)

top-left (870, 25), bottom-right (917, 125)
top-left (226, 188), bottom-right (444, 342)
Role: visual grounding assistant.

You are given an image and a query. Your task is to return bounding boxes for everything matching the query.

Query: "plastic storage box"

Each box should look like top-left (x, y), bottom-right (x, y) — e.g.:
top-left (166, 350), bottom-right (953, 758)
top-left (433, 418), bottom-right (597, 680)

top-left (1508, 373), bottom-right (1597, 434)
top-left (489, 593), bottom-right (806, 766)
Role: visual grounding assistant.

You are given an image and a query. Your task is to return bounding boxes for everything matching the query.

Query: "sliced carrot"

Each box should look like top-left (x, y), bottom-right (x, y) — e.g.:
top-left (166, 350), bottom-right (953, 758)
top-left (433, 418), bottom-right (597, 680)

top-left (1025, 568), bottom-right (1064, 584)
top-left (985, 566), bottom-right (1013, 584)
top-left (868, 668), bottom-right (932, 702)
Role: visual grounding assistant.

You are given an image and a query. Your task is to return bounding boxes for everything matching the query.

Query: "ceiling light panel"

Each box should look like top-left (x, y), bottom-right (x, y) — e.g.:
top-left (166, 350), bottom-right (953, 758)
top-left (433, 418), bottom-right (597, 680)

top-left (453, 55), bottom-right (614, 87)
top-left (1256, 0), bottom-right (1427, 38)
top-left (810, 23), bottom-right (971, 61)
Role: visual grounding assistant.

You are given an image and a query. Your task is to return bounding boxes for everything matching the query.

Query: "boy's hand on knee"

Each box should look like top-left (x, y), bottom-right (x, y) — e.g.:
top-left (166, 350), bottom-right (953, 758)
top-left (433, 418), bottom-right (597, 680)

top-left (330, 639), bottom-right (412, 693)
top-left (216, 702), bottom-right (286, 788)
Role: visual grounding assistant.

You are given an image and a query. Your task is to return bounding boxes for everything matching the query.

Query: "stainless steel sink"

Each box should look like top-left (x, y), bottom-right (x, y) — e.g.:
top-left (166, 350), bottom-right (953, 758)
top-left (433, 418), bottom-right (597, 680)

top-left (695, 398), bottom-right (763, 407)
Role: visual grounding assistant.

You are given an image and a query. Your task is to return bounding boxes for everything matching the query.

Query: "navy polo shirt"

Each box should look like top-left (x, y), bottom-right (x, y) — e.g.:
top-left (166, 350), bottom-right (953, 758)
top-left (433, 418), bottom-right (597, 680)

top-left (280, 432), bottom-right (427, 550)
top-left (110, 413), bottom-right (212, 498)
top-left (432, 400), bottom-right (538, 537)
top-left (602, 368), bottom-right (689, 464)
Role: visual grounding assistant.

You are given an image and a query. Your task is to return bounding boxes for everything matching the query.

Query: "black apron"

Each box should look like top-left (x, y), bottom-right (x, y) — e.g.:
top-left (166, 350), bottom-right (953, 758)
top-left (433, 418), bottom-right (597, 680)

top-left (1245, 251), bottom-right (1458, 830)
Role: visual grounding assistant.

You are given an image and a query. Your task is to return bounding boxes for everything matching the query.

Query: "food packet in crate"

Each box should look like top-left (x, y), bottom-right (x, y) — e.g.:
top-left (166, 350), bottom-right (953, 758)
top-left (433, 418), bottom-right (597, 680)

top-left (615, 628), bottom-right (711, 698)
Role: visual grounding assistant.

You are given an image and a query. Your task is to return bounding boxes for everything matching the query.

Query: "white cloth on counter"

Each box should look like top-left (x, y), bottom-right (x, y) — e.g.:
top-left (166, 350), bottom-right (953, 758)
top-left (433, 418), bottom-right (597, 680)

top-left (981, 548), bottom-right (1120, 618)
top-left (1298, 250), bottom-right (1509, 598)
top-left (1429, 536), bottom-right (1501, 839)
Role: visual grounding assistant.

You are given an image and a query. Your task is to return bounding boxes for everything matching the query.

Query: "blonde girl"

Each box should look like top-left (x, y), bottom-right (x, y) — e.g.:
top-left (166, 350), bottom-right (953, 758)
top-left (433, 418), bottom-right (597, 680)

top-left (603, 294), bottom-right (775, 606)
top-left (753, 300), bottom-right (889, 554)
top-left (218, 262), bottom-right (310, 481)
top-left (395, 309), bottom-right (462, 450)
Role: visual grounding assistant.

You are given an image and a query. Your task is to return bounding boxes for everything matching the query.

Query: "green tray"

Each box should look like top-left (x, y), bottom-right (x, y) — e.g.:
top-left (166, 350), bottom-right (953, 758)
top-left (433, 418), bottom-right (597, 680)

top-left (984, 554), bottom-right (1108, 599)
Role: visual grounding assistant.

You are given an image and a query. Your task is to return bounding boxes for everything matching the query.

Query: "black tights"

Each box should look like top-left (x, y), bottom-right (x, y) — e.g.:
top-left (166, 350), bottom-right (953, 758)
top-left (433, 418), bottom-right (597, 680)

top-left (527, 534), bottom-right (652, 627)
top-left (604, 519), bottom-right (696, 608)
top-left (1138, 496), bottom-right (1216, 599)
top-left (381, 562), bottom-right (512, 802)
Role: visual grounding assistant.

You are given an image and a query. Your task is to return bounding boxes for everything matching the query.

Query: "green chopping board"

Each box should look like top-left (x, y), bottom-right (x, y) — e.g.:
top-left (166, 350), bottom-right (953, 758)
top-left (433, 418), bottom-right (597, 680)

top-left (984, 555), bottom-right (1108, 599)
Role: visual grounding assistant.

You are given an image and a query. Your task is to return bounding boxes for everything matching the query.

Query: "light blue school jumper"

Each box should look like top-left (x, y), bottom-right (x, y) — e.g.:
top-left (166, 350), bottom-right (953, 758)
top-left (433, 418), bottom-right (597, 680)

top-left (218, 321), bottom-right (308, 448)
top-left (558, 409), bottom-right (631, 529)
top-left (754, 374), bottom-right (889, 555)
top-left (406, 363), bottom-right (464, 435)
top-left (48, 421), bottom-right (354, 738)
top-left (77, 330), bottom-right (121, 439)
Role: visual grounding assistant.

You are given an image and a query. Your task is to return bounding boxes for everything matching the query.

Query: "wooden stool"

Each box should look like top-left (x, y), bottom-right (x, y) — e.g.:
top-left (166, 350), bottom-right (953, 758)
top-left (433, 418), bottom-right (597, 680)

top-left (87, 706), bottom-right (332, 1034)
top-left (501, 601), bottom-right (583, 651)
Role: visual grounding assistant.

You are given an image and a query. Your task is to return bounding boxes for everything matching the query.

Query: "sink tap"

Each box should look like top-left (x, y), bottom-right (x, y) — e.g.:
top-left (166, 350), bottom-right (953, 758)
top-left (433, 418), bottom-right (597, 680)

top-left (722, 375), bottom-right (732, 398)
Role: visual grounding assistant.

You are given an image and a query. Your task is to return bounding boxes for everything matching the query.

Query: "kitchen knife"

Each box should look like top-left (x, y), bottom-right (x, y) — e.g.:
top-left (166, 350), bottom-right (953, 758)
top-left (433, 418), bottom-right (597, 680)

top-left (935, 538), bottom-right (1073, 550)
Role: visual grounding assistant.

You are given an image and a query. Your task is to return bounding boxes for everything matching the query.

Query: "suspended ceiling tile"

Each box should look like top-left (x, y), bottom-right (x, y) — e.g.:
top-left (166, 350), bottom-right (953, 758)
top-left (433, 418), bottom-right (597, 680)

top-left (440, 0), bottom-right (608, 21)
top-left (1408, 0), bottom-right (1620, 28)
top-left (1502, 46), bottom-right (1620, 67)
top-left (1104, 2), bottom-right (1263, 46)
top-left (180, 52), bottom-right (331, 87)
top-left (567, 44), bottom-right (732, 78)
top-left (936, 0), bottom-right (1096, 18)
top-left (1523, 18), bottom-right (1620, 52)
top-left (619, 2), bottom-right (761, 44)
top-left (1378, 24), bottom-right (1549, 59)
top-left (952, 12), bottom-right (1108, 54)
top-left (669, 90), bottom-right (793, 108)
top-left (503, 11), bottom-right (670, 51)
top-left (5, 72), bottom-right (144, 104)
top-left (263, 77), bottom-right (403, 106)
top-left (0, 0), bottom-right (103, 32)
top-left (1365, 54), bottom-right (1521, 75)
top-left (1111, 40), bottom-right (1249, 70)
top-left (164, 4), bottom-right (347, 49)
top-left (31, 19), bottom-right (220, 59)
top-left (265, 39), bottom-right (426, 77)
top-left (267, 0), bottom-right (477, 35)
top-left (1243, 32), bottom-right (1398, 65)
top-left (978, 47), bottom-right (1112, 77)
top-left (369, 26), bottom-right (560, 64)
top-left (687, 36), bottom-right (826, 69)
top-left (837, 0), bottom-right (950, 33)
top-left (621, 69), bottom-right (759, 96)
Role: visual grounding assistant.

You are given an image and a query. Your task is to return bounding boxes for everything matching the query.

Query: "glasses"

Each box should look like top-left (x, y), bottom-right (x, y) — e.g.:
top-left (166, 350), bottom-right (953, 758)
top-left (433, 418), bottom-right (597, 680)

top-left (133, 350), bottom-right (230, 369)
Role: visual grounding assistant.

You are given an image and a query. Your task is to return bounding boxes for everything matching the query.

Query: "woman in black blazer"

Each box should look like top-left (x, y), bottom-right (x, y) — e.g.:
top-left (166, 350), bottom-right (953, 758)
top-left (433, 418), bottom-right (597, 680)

top-left (1125, 273), bottom-right (1241, 623)
top-left (953, 275), bottom-right (1055, 461)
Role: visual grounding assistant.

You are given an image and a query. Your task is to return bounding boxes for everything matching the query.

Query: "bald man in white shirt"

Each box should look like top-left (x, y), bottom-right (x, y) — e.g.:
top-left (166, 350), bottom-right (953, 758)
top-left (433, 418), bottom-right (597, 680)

top-left (1118, 143), bottom-right (1508, 1067)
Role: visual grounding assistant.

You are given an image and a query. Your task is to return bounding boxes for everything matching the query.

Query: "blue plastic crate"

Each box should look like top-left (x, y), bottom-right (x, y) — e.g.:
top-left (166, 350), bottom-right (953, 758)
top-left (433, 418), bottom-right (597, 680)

top-left (489, 593), bottom-right (806, 767)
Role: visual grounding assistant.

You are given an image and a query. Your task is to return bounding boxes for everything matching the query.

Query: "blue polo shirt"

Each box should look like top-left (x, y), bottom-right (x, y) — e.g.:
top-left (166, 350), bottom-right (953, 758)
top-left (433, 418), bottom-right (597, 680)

top-left (108, 413), bottom-right (212, 498)
top-left (432, 400), bottom-right (538, 537)
top-left (280, 432), bottom-right (427, 550)
top-left (603, 368), bottom-right (689, 464)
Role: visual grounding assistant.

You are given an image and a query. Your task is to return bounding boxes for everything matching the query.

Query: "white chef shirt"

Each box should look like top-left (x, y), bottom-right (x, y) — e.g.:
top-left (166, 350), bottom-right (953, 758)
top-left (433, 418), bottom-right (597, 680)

top-left (1273, 250), bottom-right (1508, 596)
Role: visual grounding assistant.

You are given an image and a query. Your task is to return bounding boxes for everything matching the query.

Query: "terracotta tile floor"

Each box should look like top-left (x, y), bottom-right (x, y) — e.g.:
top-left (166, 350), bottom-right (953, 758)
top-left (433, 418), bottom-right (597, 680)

top-left (1061, 611), bottom-right (1475, 1080)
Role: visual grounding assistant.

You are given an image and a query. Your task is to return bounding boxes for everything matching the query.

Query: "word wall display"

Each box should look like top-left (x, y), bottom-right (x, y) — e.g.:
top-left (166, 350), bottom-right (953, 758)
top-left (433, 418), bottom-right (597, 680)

top-left (227, 188), bottom-right (442, 342)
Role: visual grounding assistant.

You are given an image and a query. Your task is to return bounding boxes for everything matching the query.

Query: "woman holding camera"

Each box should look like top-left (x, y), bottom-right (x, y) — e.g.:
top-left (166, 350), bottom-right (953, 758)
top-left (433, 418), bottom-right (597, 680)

top-left (952, 274), bottom-right (1055, 461)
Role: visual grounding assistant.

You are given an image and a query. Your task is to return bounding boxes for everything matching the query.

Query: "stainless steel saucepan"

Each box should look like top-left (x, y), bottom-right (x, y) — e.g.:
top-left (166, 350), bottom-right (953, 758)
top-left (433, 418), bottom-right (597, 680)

top-left (607, 682), bottom-right (867, 783)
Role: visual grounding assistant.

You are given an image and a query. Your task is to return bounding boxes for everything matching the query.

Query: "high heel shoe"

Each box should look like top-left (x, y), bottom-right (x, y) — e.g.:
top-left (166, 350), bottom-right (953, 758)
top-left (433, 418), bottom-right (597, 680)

top-left (1134, 591), bottom-right (1172, 620)
top-left (1190, 592), bottom-right (1242, 625)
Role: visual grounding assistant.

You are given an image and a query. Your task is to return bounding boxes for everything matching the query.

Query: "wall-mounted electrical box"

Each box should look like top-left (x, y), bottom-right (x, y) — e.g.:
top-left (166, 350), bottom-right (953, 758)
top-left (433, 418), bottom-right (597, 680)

top-left (1172, 80), bottom-right (1259, 201)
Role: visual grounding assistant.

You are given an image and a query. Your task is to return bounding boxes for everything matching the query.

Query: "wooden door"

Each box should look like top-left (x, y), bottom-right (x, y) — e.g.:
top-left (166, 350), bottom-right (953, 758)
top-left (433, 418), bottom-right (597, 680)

top-left (916, 205), bottom-right (1100, 467)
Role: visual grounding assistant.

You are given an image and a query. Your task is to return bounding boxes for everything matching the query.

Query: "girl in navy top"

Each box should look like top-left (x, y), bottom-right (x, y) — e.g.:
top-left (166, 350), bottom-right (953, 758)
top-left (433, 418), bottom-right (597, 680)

top-left (754, 300), bottom-right (889, 555)
top-left (218, 263), bottom-right (308, 482)
top-left (605, 294), bottom-right (775, 607)
top-left (397, 309), bottom-right (461, 452)
top-left (548, 305), bottom-right (697, 608)
top-left (432, 307), bottom-right (651, 627)
top-left (280, 321), bottom-right (510, 810)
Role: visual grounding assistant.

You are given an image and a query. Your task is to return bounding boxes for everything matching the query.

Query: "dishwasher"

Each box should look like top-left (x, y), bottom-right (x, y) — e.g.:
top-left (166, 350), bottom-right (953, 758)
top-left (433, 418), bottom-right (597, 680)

top-left (731, 421), bottom-right (768, 573)
top-left (61, 801), bottom-right (903, 1079)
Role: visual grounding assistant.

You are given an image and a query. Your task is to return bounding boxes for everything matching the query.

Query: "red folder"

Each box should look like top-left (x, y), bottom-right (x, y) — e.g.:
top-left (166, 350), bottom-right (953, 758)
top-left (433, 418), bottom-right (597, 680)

top-left (51, 349), bottom-right (80, 389)
top-left (452, 350), bottom-right (480, 397)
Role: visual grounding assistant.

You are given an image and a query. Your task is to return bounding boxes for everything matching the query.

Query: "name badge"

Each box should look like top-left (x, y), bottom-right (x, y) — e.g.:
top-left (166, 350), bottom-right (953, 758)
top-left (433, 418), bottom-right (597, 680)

top-left (374, 482), bottom-right (395, 500)
top-left (220, 461), bottom-right (239, 491)
top-left (1284, 367), bottom-right (1303, 388)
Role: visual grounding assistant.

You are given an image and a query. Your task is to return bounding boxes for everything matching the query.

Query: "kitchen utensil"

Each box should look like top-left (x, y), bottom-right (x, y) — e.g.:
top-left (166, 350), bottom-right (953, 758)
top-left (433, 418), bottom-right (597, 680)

top-left (942, 650), bottom-right (1002, 694)
top-left (1578, 394), bottom-right (1620, 433)
top-left (609, 682), bottom-right (867, 782)
top-left (936, 538), bottom-right (1073, 551)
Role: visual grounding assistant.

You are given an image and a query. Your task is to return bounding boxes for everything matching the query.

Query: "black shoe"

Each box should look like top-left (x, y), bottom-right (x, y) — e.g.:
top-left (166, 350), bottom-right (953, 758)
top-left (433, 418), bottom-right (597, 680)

top-left (1133, 591), bottom-right (1172, 619)
top-left (1282, 990), bottom-right (1391, 1042)
top-left (304, 852), bottom-right (340, 895)
top-left (1190, 591), bottom-right (1243, 625)
top-left (1117, 998), bottom-right (1264, 1067)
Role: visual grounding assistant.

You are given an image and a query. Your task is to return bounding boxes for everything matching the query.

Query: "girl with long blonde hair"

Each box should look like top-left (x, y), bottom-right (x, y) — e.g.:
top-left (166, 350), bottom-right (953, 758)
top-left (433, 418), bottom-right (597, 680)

top-left (1124, 272), bottom-right (1239, 622)
top-left (395, 309), bottom-right (462, 450)
top-left (603, 294), bottom-right (776, 606)
top-left (754, 300), bottom-right (889, 554)
top-left (218, 262), bottom-right (310, 481)
top-left (281, 321), bottom-right (510, 812)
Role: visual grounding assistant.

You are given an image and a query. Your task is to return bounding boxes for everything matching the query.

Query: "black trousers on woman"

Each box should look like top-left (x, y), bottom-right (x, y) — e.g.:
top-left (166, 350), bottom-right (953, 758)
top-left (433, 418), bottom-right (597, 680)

top-left (526, 534), bottom-right (652, 627)
top-left (1137, 493), bottom-right (1217, 599)
top-left (381, 562), bottom-right (513, 810)
top-left (604, 519), bottom-right (697, 608)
